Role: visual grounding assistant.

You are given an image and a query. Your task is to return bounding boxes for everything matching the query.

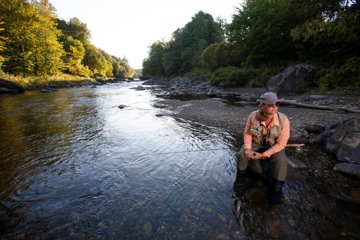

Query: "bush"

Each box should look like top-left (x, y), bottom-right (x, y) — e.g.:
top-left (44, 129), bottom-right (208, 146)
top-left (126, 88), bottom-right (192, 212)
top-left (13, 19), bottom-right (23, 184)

top-left (210, 66), bottom-right (250, 87)
top-left (317, 57), bottom-right (360, 92)
top-left (243, 65), bottom-right (277, 87)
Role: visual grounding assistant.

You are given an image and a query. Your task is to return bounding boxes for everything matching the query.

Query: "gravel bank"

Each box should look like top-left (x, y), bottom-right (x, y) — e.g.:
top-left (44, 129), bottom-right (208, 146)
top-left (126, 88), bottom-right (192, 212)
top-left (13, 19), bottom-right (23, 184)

top-left (157, 95), bottom-right (360, 143)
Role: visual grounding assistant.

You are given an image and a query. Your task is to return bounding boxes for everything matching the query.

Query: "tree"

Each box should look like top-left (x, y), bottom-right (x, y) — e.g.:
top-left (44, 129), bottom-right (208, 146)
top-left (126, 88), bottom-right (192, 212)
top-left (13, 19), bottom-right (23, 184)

top-left (201, 42), bottom-right (229, 71)
top-left (142, 41), bottom-right (166, 76)
top-left (291, 0), bottom-right (360, 64)
top-left (30, 4), bottom-right (64, 76)
top-left (0, 20), bottom-right (6, 68)
top-left (61, 36), bottom-right (90, 76)
top-left (171, 11), bottom-right (224, 73)
top-left (227, 0), bottom-right (302, 65)
top-left (144, 11), bottom-right (224, 76)
top-left (59, 17), bottom-right (91, 43)
top-left (0, 0), bottom-right (64, 76)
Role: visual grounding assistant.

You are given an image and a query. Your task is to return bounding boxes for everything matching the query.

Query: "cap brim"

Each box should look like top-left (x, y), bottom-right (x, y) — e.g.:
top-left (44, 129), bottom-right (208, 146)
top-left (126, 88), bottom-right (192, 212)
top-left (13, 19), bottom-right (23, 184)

top-left (260, 99), bottom-right (279, 104)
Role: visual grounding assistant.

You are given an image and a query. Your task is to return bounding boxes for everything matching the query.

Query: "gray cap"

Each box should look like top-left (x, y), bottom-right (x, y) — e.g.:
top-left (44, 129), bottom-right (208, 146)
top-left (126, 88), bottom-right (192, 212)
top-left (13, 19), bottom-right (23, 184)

top-left (258, 92), bottom-right (279, 104)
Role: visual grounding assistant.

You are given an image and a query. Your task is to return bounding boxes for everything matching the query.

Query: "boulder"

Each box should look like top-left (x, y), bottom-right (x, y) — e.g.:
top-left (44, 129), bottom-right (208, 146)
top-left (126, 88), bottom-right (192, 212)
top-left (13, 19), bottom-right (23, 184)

top-left (118, 104), bottom-right (127, 109)
top-left (333, 163), bottom-right (360, 179)
top-left (310, 118), bottom-right (360, 178)
top-left (170, 77), bottom-right (191, 86)
top-left (135, 85), bottom-right (146, 91)
top-left (326, 118), bottom-right (360, 164)
top-left (190, 82), bottom-right (212, 95)
top-left (40, 87), bottom-right (57, 93)
top-left (0, 79), bottom-right (25, 94)
top-left (142, 77), bottom-right (169, 86)
top-left (207, 87), bottom-right (221, 98)
top-left (266, 64), bottom-right (315, 94)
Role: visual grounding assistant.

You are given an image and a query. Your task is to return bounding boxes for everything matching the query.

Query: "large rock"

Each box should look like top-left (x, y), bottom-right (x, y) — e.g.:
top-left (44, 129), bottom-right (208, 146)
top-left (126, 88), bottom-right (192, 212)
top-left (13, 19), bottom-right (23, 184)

top-left (311, 118), bottom-right (360, 178)
top-left (0, 78), bottom-right (25, 94)
top-left (266, 64), bottom-right (315, 94)
top-left (326, 118), bottom-right (360, 164)
top-left (333, 163), bottom-right (360, 179)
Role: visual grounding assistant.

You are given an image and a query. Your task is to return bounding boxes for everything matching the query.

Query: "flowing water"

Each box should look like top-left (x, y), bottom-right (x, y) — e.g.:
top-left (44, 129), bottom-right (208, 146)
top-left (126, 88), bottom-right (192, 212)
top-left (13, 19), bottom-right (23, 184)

top-left (0, 82), bottom-right (237, 239)
top-left (0, 82), bottom-right (359, 239)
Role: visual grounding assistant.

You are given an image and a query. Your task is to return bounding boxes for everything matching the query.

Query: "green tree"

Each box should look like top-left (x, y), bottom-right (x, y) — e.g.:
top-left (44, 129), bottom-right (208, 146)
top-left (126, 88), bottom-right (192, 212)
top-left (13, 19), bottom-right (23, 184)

top-left (142, 41), bottom-right (166, 76)
top-left (99, 50), bottom-right (112, 76)
top-left (201, 42), bottom-right (229, 71)
top-left (162, 32), bottom-right (182, 76)
top-left (291, 0), bottom-right (360, 64)
top-left (61, 36), bottom-right (90, 76)
top-left (56, 17), bottom-right (134, 78)
top-left (290, 0), bottom-right (360, 91)
top-left (168, 11), bottom-right (224, 74)
top-left (30, 4), bottom-right (64, 76)
top-left (59, 17), bottom-right (91, 43)
top-left (0, 20), bottom-right (6, 68)
top-left (0, 0), bottom-right (64, 76)
top-left (227, 0), bottom-right (303, 65)
top-left (109, 55), bottom-right (132, 78)
top-left (118, 58), bottom-right (135, 78)
top-left (145, 11), bottom-right (224, 76)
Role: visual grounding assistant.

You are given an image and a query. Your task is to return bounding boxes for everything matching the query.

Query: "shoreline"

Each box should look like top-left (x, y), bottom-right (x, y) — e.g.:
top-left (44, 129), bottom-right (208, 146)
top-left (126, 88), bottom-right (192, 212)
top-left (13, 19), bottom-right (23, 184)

top-left (157, 96), bottom-right (360, 143)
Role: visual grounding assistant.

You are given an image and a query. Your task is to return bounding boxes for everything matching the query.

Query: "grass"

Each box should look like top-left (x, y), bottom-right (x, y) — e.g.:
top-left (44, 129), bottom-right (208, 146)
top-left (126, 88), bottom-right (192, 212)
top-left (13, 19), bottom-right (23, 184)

top-left (0, 72), bottom-right (97, 89)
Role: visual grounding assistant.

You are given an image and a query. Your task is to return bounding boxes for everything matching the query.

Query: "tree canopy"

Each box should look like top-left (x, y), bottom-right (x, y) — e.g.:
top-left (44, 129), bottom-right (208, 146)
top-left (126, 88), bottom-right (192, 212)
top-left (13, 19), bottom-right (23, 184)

top-left (143, 11), bottom-right (224, 77)
top-left (0, 0), bottom-right (135, 80)
top-left (143, 0), bottom-right (360, 92)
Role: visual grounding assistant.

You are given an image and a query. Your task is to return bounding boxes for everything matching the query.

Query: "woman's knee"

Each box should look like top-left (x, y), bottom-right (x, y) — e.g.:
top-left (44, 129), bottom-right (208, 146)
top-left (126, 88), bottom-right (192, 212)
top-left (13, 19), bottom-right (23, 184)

top-left (272, 150), bottom-right (288, 163)
top-left (236, 148), bottom-right (248, 170)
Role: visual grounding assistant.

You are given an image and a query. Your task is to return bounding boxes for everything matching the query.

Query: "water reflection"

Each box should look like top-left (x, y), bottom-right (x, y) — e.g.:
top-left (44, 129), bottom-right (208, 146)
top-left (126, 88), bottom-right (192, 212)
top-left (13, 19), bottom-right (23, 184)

top-left (0, 83), bottom-right (237, 239)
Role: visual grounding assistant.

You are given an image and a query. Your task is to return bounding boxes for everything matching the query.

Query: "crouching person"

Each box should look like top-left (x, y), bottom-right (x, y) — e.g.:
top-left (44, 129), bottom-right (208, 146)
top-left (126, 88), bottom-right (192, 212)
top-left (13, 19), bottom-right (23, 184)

top-left (234, 92), bottom-right (290, 205)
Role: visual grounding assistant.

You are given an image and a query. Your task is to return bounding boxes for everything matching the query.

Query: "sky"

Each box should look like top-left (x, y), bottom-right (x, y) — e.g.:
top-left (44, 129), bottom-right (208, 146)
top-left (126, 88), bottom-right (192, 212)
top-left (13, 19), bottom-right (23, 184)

top-left (50, 0), bottom-right (242, 69)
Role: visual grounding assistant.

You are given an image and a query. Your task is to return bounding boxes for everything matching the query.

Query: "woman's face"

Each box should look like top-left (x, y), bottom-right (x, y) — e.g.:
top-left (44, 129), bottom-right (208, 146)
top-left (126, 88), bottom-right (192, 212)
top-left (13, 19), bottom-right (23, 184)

top-left (261, 102), bottom-right (279, 116)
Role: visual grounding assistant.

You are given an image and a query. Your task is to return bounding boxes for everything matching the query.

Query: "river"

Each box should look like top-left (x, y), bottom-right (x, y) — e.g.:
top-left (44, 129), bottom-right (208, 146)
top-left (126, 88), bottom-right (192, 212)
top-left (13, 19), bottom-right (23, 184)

top-left (0, 82), bottom-right (238, 239)
top-left (0, 81), bottom-right (359, 239)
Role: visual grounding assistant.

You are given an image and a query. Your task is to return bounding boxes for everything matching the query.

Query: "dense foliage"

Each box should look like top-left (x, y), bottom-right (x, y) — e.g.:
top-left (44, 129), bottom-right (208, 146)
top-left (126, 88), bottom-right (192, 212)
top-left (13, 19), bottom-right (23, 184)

top-left (0, 0), bottom-right (135, 81)
top-left (143, 11), bottom-right (224, 77)
top-left (143, 0), bottom-right (359, 92)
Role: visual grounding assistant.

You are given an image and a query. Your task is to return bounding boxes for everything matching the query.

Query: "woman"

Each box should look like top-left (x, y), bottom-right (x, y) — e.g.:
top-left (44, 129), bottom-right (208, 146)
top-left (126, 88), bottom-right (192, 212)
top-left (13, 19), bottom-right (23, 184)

top-left (235, 92), bottom-right (290, 203)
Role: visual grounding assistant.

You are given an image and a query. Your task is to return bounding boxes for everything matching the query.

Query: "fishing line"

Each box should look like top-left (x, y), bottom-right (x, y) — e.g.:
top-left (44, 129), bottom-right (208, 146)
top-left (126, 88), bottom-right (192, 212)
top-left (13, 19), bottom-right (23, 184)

top-left (115, 147), bottom-right (234, 158)
top-left (142, 147), bottom-right (233, 156)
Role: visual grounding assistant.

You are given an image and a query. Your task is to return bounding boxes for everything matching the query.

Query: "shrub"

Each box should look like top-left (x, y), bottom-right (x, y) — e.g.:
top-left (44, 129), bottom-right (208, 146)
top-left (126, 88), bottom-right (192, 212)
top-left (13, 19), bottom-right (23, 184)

top-left (317, 57), bottom-right (360, 92)
top-left (210, 66), bottom-right (249, 87)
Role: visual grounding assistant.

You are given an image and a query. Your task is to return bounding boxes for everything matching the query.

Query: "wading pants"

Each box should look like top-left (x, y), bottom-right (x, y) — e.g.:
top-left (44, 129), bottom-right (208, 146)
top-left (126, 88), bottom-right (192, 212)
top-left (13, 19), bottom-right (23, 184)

top-left (236, 144), bottom-right (288, 181)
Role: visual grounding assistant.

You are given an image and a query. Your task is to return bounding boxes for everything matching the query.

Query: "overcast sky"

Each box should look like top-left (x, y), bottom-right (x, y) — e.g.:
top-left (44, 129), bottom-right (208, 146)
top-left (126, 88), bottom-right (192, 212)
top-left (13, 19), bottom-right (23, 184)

top-left (50, 0), bottom-right (242, 69)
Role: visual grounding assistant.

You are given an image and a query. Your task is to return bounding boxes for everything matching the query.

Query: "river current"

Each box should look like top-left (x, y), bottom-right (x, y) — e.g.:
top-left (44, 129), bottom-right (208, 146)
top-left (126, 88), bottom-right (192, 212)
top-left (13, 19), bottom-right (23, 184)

top-left (0, 82), bottom-right (239, 239)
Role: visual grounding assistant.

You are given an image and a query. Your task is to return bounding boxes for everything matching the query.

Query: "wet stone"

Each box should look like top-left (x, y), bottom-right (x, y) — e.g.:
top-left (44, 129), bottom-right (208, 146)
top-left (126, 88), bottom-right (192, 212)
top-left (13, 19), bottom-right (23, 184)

top-left (143, 221), bottom-right (152, 235)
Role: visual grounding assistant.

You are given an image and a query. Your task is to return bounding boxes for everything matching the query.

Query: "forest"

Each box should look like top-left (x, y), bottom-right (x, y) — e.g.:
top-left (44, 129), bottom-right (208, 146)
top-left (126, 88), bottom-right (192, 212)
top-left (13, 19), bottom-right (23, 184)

top-left (0, 0), bottom-right (359, 92)
top-left (0, 0), bottom-right (135, 87)
top-left (142, 0), bottom-right (359, 92)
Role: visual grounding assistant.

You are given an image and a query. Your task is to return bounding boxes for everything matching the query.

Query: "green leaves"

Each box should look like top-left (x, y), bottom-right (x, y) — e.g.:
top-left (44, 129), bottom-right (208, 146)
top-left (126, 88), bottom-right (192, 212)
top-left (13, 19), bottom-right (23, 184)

top-left (0, 0), bottom-right (135, 79)
top-left (143, 11), bottom-right (224, 77)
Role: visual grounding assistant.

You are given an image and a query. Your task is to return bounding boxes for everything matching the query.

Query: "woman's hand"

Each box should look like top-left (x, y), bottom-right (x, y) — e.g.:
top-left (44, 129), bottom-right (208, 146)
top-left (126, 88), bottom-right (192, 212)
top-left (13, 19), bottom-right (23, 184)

top-left (245, 149), bottom-right (263, 160)
top-left (251, 152), bottom-right (263, 160)
top-left (244, 149), bottom-right (253, 159)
